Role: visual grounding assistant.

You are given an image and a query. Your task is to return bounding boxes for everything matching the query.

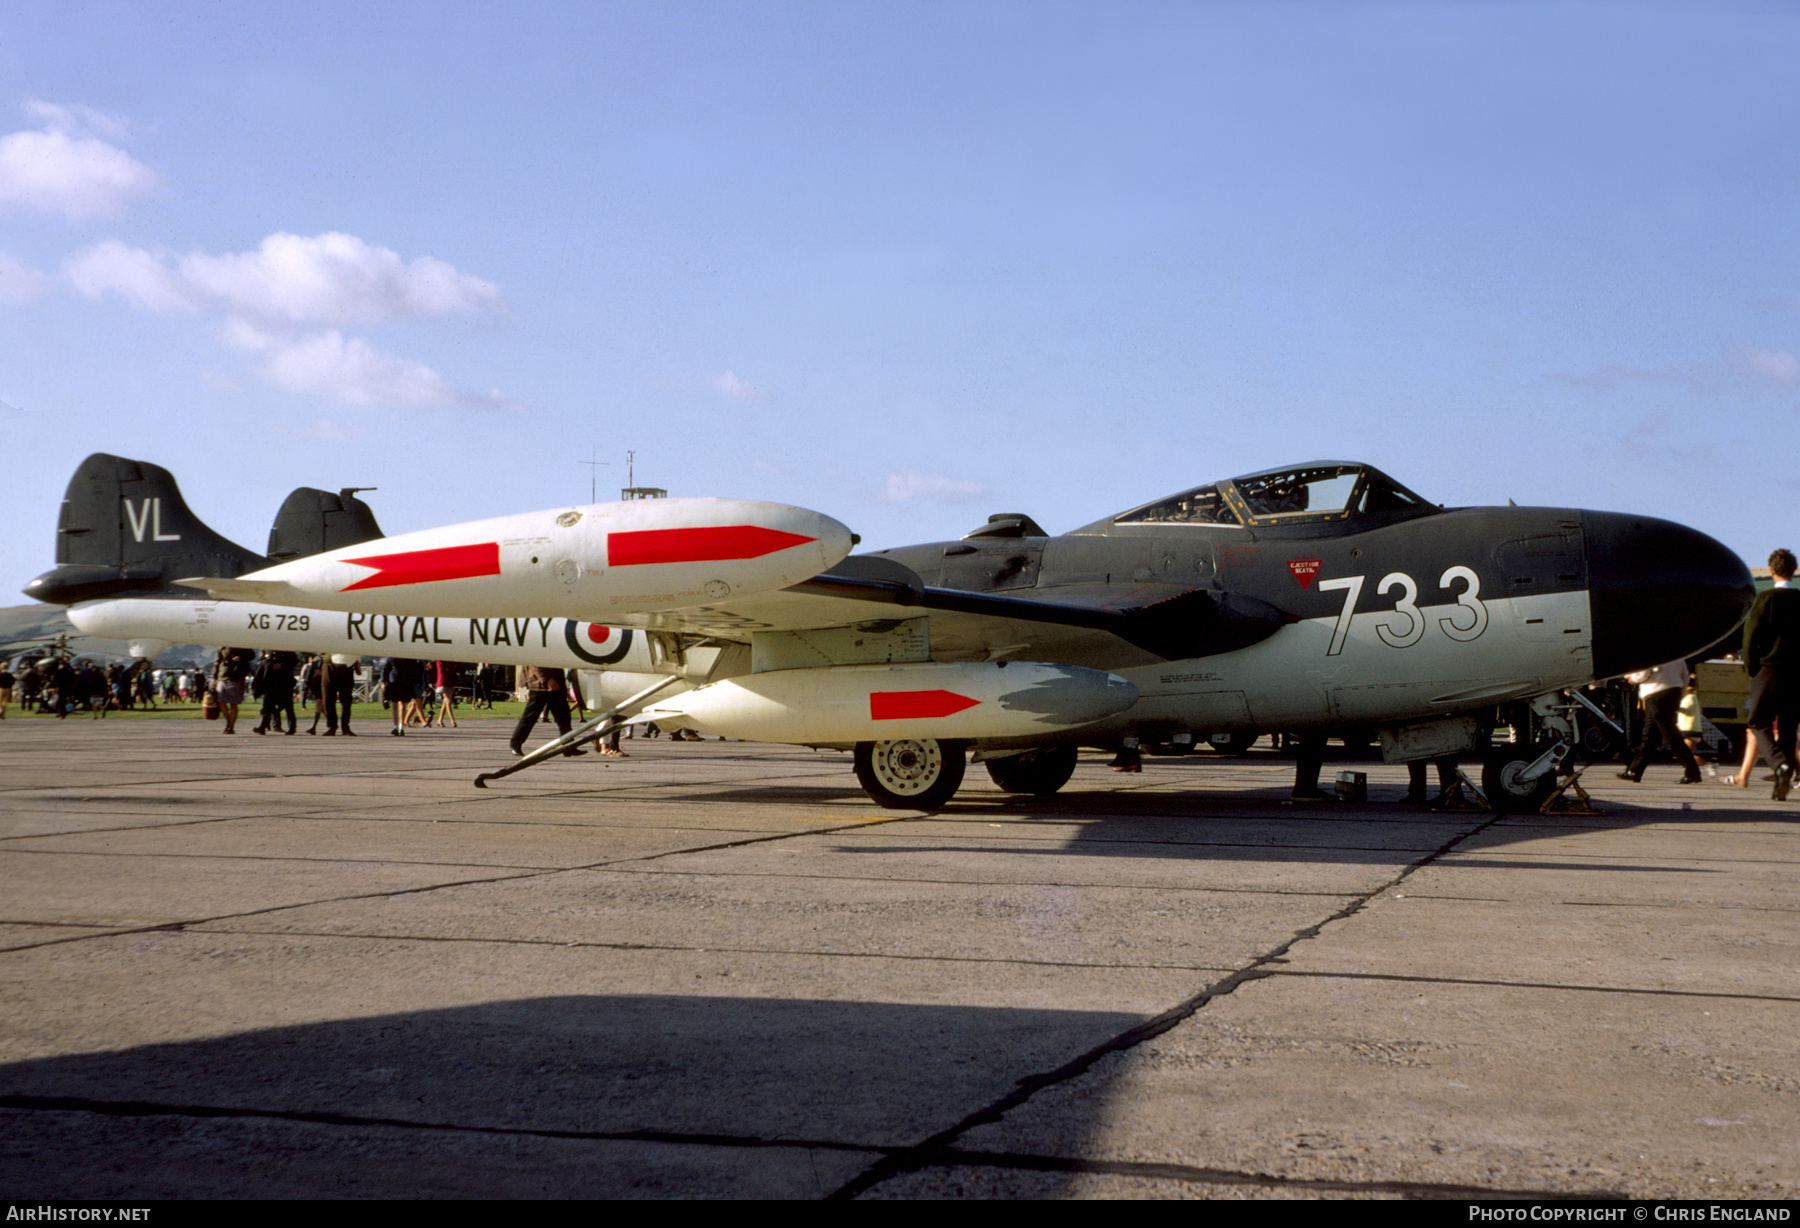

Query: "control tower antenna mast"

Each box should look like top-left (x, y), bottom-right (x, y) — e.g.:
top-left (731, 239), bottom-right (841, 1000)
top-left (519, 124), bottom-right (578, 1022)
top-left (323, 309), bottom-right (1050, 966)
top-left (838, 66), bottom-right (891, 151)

top-left (579, 445), bottom-right (609, 504)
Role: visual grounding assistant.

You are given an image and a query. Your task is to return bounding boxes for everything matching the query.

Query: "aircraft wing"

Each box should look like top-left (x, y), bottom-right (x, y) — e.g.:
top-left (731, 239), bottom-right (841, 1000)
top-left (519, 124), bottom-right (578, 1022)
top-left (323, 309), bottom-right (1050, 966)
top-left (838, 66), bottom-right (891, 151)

top-left (604, 556), bottom-right (1294, 667)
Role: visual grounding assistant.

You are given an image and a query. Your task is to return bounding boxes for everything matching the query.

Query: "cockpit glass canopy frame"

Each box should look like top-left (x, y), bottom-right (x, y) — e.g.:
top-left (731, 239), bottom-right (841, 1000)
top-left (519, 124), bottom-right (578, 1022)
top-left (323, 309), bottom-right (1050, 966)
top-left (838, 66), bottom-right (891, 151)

top-left (1112, 462), bottom-right (1431, 528)
top-left (1112, 482), bottom-right (1240, 527)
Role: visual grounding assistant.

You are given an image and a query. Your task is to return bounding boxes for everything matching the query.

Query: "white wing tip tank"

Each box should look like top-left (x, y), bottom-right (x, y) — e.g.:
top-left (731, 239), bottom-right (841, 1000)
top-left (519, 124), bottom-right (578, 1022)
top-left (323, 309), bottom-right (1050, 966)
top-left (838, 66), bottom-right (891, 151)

top-left (179, 497), bottom-right (855, 619)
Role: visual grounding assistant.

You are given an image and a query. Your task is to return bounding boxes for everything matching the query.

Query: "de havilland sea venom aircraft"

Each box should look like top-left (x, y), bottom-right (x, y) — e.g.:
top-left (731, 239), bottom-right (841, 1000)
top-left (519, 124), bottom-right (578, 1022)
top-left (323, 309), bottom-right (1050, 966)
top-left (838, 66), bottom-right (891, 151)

top-left (29, 454), bottom-right (1753, 813)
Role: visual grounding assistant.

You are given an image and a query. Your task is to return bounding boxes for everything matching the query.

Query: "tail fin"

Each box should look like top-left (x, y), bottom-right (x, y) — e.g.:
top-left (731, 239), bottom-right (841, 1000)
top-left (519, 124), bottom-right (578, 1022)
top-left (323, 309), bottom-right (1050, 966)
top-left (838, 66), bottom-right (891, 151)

top-left (267, 487), bottom-right (384, 561)
top-left (23, 453), bottom-right (269, 605)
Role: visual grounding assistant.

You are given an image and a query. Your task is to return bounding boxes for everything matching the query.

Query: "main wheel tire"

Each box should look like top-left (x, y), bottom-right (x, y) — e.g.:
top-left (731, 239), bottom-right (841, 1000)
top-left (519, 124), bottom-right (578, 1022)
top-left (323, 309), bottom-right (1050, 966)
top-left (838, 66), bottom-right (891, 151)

top-left (1482, 743), bottom-right (1559, 813)
top-left (984, 746), bottom-right (1079, 796)
top-left (1580, 721), bottom-right (1624, 761)
top-left (854, 739), bottom-right (967, 811)
top-left (1209, 731), bottom-right (1258, 756)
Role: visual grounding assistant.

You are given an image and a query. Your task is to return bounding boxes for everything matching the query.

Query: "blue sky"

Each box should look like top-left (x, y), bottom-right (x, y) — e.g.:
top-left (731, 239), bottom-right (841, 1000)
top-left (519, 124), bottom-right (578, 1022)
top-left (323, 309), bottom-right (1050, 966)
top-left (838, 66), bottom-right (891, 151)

top-left (1, 1), bottom-right (1797, 596)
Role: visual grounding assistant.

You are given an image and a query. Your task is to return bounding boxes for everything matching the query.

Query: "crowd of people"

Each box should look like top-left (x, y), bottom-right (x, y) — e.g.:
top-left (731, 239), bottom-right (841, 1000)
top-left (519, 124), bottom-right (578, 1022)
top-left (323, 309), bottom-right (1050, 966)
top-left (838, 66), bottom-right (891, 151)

top-left (194, 652), bottom-right (647, 755)
top-left (0, 649), bottom-right (688, 760)
top-left (203, 651), bottom-right (487, 737)
top-left (0, 656), bottom-right (193, 718)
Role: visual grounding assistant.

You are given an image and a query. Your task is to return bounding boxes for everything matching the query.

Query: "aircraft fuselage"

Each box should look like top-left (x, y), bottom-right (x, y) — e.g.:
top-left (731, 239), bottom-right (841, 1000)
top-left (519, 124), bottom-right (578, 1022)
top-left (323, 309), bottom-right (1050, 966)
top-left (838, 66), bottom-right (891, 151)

top-left (871, 501), bottom-right (1751, 745)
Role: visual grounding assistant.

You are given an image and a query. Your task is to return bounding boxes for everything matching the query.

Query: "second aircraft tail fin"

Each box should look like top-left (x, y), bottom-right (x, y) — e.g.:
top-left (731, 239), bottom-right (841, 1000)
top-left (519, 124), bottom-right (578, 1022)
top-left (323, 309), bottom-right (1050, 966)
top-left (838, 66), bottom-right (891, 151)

top-left (267, 487), bottom-right (384, 562)
top-left (23, 453), bottom-right (271, 605)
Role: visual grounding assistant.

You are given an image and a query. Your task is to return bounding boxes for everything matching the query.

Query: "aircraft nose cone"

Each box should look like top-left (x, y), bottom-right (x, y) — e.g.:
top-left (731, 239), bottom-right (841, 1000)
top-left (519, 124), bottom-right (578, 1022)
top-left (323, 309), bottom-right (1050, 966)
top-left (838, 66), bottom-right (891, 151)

top-left (1584, 511), bottom-right (1754, 678)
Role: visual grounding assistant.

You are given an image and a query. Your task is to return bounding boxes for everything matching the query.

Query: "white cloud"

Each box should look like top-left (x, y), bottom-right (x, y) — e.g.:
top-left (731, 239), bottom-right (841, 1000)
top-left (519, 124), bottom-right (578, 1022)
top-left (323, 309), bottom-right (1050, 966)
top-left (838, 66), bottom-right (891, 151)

top-left (0, 251), bottom-right (52, 303)
top-left (0, 101), bottom-right (160, 220)
top-left (182, 232), bottom-right (503, 323)
top-left (65, 231), bottom-right (504, 323)
top-left (23, 100), bottom-right (131, 142)
top-left (881, 468), bottom-right (990, 503)
top-left (63, 231), bottom-right (511, 409)
top-left (712, 369), bottom-right (771, 402)
top-left (229, 326), bottom-right (505, 410)
top-left (64, 239), bottom-right (198, 311)
top-left (261, 332), bottom-right (455, 407)
top-left (1735, 345), bottom-right (1800, 388)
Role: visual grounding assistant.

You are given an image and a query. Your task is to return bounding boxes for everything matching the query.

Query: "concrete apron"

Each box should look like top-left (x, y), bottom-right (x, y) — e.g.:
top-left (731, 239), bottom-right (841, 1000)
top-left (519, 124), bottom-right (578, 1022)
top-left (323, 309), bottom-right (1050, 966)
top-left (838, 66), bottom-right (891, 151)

top-left (0, 719), bottom-right (1792, 1198)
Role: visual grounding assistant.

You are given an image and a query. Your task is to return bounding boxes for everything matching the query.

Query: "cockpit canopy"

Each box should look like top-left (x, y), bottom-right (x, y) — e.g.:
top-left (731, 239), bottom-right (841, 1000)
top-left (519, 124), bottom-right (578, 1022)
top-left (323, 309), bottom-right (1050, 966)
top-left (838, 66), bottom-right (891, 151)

top-left (1111, 462), bottom-right (1433, 529)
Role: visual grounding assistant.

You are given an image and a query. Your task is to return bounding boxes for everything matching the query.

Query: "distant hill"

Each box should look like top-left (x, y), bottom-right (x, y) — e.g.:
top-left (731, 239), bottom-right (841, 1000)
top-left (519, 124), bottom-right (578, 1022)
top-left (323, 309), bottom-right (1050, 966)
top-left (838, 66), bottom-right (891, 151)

top-left (0, 604), bottom-right (212, 667)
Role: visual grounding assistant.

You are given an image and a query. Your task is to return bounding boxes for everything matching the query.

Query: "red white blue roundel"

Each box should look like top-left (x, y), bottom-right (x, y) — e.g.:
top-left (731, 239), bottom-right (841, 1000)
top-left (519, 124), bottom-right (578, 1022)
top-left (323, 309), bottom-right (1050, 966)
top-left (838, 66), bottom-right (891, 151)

top-left (565, 621), bottom-right (634, 665)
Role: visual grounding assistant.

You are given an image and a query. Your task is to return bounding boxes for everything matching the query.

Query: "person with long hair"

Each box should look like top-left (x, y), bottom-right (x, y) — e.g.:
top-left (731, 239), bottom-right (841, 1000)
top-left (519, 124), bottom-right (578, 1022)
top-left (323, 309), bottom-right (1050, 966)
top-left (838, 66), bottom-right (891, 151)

top-left (431, 660), bottom-right (458, 728)
top-left (212, 647), bottom-right (253, 735)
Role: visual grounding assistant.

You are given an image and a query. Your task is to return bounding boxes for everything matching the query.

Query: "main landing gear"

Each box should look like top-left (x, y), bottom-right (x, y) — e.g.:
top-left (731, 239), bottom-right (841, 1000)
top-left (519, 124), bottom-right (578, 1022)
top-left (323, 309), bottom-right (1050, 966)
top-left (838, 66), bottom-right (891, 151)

top-left (983, 746), bottom-right (1079, 796)
top-left (854, 738), bottom-right (967, 810)
top-left (853, 741), bottom-right (1079, 810)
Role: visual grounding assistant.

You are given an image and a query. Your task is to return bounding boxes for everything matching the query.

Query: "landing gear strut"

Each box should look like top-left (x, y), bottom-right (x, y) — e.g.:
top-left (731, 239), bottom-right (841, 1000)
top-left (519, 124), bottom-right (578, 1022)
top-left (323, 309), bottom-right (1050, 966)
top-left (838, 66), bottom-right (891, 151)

top-left (1480, 692), bottom-right (1597, 813)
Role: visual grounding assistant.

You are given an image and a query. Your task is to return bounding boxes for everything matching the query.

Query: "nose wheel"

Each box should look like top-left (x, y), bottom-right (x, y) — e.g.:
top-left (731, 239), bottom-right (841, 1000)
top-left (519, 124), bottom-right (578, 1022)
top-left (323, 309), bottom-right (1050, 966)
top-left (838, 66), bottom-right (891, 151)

top-left (854, 738), bottom-right (967, 811)
top-left (1482, 741), bottom-right (1565, 813)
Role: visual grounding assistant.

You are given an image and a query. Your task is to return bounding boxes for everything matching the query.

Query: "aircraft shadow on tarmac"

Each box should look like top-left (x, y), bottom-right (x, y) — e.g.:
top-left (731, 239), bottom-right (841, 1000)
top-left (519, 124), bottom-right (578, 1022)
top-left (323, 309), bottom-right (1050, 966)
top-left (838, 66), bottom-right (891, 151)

top-left (642, 765), bottom-right (1783, 871)
top-left (0, 995), bottom-right (1141, 1198)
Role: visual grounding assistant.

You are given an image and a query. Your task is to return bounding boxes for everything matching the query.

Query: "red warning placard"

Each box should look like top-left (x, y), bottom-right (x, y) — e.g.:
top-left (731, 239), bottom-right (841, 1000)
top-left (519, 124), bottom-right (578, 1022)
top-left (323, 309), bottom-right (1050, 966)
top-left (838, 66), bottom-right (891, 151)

top-left (1287, 559), bottom-right (1322, 590)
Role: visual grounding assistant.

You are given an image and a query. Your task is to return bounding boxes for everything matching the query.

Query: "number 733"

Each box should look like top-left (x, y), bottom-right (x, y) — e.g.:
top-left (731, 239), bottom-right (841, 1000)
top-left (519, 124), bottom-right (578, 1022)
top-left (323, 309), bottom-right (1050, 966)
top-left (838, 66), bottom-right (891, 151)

top-left (1316, 566), bottom-right (1487, 655)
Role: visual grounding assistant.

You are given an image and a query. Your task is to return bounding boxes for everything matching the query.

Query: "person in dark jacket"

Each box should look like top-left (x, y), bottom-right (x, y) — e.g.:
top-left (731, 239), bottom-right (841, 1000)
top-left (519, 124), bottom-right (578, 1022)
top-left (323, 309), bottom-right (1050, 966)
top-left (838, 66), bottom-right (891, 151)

top-left (508, 665), bottom-right (587, 758)
top-left (382, 656), bottom-right (425, 737)
top-left (1619, 660), bottom-right (1703, 784)
top-left (253, 651), bottom-right (299, 735)
top-left (319, 656), bottom-right (357, 736)
top-left (50, 658), bottom-right (74, 717)
top-left (1729, 548), bottom-right (1800, 799)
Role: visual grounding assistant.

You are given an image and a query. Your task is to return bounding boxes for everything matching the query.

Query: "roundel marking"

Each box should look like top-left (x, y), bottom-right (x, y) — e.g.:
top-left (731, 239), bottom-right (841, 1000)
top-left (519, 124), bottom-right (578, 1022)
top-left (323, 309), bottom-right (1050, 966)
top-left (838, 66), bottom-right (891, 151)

top-left (565, 620), bottom-right (633, 665)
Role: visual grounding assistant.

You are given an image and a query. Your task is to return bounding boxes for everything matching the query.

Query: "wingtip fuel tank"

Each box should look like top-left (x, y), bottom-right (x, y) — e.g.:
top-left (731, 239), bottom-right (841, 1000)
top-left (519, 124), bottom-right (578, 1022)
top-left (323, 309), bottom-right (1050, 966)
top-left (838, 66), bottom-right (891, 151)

top-left (181, 498), bottom-right (856, 620)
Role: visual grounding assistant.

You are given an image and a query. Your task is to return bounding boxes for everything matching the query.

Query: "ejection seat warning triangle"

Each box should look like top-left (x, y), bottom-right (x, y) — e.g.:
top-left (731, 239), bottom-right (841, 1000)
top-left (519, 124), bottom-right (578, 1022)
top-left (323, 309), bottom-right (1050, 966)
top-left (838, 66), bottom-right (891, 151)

top-left (1288, 559), bottom-right (1322, 590)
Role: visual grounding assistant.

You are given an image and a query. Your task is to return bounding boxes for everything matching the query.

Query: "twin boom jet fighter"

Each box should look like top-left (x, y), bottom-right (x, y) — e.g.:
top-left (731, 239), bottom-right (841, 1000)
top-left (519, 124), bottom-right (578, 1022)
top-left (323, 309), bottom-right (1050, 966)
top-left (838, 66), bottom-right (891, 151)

top-left (29, 455), bottom-right (1753, 812)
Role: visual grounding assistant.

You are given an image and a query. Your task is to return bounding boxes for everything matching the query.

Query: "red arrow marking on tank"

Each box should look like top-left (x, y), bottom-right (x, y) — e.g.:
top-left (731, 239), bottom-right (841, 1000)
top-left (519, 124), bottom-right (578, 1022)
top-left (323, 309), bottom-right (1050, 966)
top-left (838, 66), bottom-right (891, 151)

top-left (338, 542), bottom-right (501, 591)
top-left (608, 525), bottom-right (816, 567)
top-left (870, 690), bottom-right (982, 720)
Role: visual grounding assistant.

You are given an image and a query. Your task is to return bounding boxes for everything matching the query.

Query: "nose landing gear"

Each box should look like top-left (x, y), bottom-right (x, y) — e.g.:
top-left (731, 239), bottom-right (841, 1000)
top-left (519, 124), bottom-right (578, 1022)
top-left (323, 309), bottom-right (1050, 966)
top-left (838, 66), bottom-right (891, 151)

top-left (1481, 692), bottom-right (1603, 814)
top-left (1482, 740), bottom-right (1567, 813)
